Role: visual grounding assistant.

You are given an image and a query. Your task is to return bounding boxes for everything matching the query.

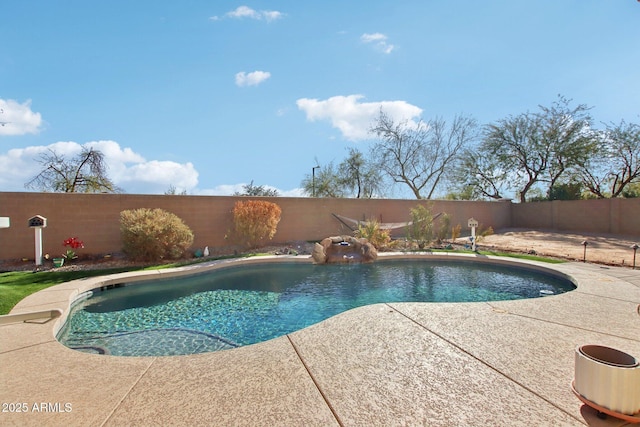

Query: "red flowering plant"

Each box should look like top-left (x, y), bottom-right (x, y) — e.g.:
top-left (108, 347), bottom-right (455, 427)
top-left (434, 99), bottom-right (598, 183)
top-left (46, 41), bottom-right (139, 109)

top-left (62, 237), bottom-right (84, 261)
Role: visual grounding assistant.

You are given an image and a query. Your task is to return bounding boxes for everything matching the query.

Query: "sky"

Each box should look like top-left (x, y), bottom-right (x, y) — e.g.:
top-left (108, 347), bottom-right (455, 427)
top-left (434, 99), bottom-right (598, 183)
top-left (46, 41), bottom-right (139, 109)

top-left (1, 1), bottom-right (639, 198)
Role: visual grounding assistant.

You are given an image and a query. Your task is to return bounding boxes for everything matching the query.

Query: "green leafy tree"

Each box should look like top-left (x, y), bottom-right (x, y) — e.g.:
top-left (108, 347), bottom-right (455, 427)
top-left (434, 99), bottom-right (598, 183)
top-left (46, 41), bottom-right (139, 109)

top-left (301, 150), bottom-right (384, 198)
top-left (579, 120), bottom-right (640, 198)
top-left (483, 112), bottom-right (546, 203)
top-left (451, 147), bottom-right (509, 200)
top-left (538, 96), bottom-right (597, 198)
top-left (477, 96), bottom-right (597, 202)
top-left (300, 162), bottom-right (345, 197)
top-left (548, 182), bottom-right (583, 201)
top-left (621, 182), bottom-right (640, 198)
top-left (233, 180), bottom-right (279, 197)
top-left (26, 147), bottom-right (121, 193)
top-left (338, 148), bottom-right (384, 198)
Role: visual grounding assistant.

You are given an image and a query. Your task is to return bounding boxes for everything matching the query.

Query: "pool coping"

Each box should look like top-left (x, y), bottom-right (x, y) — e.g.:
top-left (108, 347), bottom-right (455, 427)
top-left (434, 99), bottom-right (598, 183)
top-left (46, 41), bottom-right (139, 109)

top-left (1, 253), bottom-right (639, 426)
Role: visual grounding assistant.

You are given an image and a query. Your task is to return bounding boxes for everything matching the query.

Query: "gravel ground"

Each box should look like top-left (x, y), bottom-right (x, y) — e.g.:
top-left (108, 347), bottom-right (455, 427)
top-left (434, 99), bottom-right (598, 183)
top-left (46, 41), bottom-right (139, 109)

top-left (476, 228), bottom-right (639, 267)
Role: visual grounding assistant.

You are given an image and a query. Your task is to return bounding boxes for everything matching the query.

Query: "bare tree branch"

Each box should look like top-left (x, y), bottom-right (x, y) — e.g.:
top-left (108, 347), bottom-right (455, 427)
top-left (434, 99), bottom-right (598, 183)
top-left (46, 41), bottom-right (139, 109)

top-left (25, 147), bottom-right (121, 193)
top-left (370, 109), bottom-right (477, 199)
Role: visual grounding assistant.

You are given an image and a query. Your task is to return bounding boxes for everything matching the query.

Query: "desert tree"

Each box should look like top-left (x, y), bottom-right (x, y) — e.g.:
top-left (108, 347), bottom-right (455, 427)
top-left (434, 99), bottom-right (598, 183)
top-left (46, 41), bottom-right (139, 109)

top-left (580, 119), bottom-right (640, 198)
top-left (300, 161), bottom-right (345, 197)
top-left (337, 148), bottom-right (384, 198)
top-left (165, 184), bottom-right (188, 195)
top-left (622, 181), bottom-right (640, 198)
top-left (474, 96), bottom-right (598, 202)
top-left (482, 112), bottom-right (548, 203)
top-left (301, 150), bottom-right (384, 198)
top-left (233, 180), bottom-right (279, 197)
top-left (538, 96), bottom-right (598, 197)
top-left (25, 147), bottom-right (121, 193)
top-left (450, 147), bottom-right (509, 200)
top-left (370, 110), bottom-right (477, 199)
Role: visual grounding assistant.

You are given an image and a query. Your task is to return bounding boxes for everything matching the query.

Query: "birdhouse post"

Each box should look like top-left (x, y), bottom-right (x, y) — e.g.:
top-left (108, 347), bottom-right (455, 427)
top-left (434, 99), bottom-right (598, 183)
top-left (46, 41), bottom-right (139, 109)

top-left (28, 215), bottom-right (47, 266)
top-left (468, 218), bottom-right (479, 252)
top-left (0, 217), bottom-right (9, 254)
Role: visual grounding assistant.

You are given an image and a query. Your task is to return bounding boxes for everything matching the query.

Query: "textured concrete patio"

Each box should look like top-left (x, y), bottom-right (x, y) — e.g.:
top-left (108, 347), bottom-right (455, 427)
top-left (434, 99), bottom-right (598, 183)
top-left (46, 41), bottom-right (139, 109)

top-left (1, 255), bottom-right (639, 426)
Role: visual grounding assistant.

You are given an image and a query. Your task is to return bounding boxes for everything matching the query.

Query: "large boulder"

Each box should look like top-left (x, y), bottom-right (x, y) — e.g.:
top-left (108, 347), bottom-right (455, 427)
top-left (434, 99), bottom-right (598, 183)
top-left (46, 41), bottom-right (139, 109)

top-left (311, 243), bottom-right (326, 264)
top-left (311, 235), bottom-right (377, 264)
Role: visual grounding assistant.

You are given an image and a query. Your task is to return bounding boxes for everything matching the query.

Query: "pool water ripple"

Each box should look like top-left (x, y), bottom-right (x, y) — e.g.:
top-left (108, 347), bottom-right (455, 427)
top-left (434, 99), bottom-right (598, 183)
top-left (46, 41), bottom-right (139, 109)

top-left (57, 260), bottom-right (574, 356)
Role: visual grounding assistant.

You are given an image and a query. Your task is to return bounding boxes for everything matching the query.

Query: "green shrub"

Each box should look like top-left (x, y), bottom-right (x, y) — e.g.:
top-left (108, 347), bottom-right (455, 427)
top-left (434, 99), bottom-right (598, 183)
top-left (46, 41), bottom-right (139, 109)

top-left (436, 213), bottom-right (451, 243)
top-left (451, 224), bottom-right (462, 241)
top-left (409, 204), bottom-right (435, 249)
top-left (409, 205), bottom-right (452, 248)
top-left (120, 208), bottom-right (194, 261)
top-left (232, 200), bottom-right (282, 249)
top-left (477, 224), bottom-right (494, 242)
top-left (354, 219), bottom-right (391, 249)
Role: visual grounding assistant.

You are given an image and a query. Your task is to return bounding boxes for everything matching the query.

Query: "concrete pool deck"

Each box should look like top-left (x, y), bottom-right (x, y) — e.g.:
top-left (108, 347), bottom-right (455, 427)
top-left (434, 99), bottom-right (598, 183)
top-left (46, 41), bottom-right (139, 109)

top-left (1, 254), bottom-right (639, 426)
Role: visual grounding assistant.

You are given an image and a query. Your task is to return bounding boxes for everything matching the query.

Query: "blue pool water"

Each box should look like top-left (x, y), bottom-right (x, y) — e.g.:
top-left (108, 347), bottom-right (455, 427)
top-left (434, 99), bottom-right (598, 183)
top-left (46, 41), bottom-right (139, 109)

top-left (57, 260), bottom-right (574, 356)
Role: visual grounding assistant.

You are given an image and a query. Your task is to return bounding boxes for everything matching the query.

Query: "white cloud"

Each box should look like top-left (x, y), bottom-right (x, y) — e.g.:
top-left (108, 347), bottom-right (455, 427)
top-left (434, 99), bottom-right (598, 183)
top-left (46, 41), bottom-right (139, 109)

top-left (296, 95), bottom-right (422, 141)
top-left (235, 70), bottom-right (271, 87)
top-left (228, 5), bottom-right (259, 19)
top-left (119, 160), bottom-right (198, 194)
top-left (196, 184), bottom-right (245, 196)
top-left (195, 184), bottom-right (305, 197)
top-left (280, 187), bottom-right (305, 197)
top-left (361, 32), bottom-right (395, 54)
top-left (0, 99), bottom-right (43, 136)
top-left (85, 140), bottom-right (145, 164)
top-left (361, 33), bottom-right (386, 43)
top-left (221, 6), bottom-right (283, 22)
top-left (0, 141), bottom-right (199, 194)
top-left (261, 10), bottom-right (283, 22)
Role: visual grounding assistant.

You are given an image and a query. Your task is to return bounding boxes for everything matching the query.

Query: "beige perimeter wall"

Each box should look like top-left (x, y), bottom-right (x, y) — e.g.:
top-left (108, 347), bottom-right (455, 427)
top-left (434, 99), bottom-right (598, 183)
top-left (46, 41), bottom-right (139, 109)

top-left (511, 198), bottom-right (640, 235)
top-left (0, 192), bottom-right (637, 260)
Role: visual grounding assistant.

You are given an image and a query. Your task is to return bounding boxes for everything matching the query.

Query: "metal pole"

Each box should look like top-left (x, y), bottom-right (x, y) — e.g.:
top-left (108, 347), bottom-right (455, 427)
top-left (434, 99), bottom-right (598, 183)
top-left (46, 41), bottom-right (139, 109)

top-left (312, 165), bottom-right (320, 198)
top-left (632, 244), bottom-right (639, 270)
top-left (34, 228), bottom-right (43, 266)
top-left (581, 240), bottom-right (588, 263)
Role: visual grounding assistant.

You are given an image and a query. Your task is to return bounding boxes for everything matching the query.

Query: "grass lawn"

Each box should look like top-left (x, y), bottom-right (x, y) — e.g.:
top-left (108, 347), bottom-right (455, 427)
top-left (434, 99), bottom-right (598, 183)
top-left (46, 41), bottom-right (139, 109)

top-left (0, 253), bottom-right (265, 315)
top-left (430, 248), bottom-right (566, 264)
top-left (476, 250), bottom-right (565, 263)
top-left (0, 268), bottom-right (144, 315)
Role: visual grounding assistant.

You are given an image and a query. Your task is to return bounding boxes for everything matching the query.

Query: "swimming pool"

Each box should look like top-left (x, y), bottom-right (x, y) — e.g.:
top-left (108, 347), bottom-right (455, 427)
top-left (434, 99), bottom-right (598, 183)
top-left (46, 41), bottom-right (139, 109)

top-left (57, 259), bottom-right (575, 356)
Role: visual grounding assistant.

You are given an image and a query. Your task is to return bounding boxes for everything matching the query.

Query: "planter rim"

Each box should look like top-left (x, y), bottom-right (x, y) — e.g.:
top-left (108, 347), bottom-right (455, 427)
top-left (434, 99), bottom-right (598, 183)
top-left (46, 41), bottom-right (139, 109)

top-left (578, 344), bottom-right (639, 369)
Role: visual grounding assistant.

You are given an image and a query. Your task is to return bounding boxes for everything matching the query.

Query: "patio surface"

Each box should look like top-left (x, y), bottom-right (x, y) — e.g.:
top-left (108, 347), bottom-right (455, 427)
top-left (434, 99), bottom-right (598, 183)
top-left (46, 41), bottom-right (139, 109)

top-left (1, 254), bottom-right (639, 426)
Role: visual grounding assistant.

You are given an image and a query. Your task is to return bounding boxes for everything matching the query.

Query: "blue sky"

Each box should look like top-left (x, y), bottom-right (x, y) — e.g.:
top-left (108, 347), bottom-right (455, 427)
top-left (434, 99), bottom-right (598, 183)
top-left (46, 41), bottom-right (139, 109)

top-left (1, 1), bottom-right (639, 198)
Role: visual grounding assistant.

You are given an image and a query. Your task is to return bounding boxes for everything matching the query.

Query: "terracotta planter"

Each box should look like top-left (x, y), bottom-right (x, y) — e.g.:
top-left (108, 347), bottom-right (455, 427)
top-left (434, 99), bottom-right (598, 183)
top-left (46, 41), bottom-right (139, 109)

top-left (574, 345), bottom-right (640, 416)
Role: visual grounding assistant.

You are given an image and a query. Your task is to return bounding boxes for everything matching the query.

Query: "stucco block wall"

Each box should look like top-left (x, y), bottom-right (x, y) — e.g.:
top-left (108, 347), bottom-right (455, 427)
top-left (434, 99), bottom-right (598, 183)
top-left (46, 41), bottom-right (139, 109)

top-left (0, 192), bottom-right (636, 260)
top-left (0, 192), bottom-right (512, 260)
top-left (512, 198), bottom-right (639, 235)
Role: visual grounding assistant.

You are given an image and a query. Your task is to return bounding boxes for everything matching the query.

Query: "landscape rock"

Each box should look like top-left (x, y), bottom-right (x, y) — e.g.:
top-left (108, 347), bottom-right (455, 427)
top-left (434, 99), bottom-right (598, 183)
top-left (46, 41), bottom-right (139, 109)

top-left (312, 235), bottom-right (377, 264)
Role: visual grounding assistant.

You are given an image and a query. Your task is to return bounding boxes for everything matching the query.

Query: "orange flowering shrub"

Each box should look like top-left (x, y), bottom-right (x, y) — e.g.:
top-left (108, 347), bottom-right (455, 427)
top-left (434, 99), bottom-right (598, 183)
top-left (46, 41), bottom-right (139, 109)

top-left (232, 200), bottom-right (282, 249)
